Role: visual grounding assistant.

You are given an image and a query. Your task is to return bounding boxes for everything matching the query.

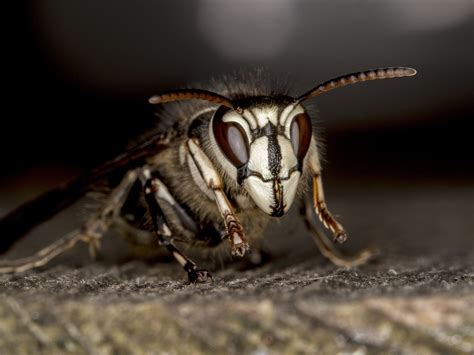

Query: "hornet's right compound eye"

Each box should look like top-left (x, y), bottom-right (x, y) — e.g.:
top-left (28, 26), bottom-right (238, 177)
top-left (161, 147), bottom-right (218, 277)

top-left (290, 112), bottom-right (312, 160)
top-left (212, 106), bottom-right (250, 168)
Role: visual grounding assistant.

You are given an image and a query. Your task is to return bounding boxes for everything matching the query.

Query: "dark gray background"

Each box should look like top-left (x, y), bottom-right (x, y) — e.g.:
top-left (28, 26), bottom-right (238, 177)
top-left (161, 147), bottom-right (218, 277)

top-left (1, 0), bottom-right (473, 262)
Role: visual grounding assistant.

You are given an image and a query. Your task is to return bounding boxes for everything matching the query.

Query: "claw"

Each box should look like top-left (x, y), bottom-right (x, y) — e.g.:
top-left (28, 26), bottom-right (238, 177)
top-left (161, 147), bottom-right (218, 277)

top-left (80, 234), bottom-right (102, 259)
top-left (334, 231), bottom-right (347, 244)
top-left (188, 269), bottom-right (213, 283)
top-left (231, 241), bottom-right (250, 257)
top-left (229, 231), bottom-right (249, 257)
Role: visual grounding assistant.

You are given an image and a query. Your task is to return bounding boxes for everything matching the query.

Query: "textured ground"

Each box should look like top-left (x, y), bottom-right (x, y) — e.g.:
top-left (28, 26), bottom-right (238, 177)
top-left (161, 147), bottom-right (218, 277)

top-left (0, 181), bottom-right (473, 354)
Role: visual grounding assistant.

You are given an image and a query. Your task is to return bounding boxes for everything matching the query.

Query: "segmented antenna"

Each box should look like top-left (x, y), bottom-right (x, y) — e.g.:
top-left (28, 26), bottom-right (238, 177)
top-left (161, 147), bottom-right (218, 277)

top-left (297, 67), bottom-right (417, 103)
top-left (149, 89), bottom-right (235, 109)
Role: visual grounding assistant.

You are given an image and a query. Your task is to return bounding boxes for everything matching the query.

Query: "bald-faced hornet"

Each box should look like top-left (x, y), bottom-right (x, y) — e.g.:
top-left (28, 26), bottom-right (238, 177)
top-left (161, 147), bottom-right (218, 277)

top-left (0, 67), bottom-right (416, 282)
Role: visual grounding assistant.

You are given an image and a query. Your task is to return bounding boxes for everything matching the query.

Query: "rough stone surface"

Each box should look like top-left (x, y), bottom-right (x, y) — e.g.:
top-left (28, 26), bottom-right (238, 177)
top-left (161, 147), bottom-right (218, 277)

top-left (0, 182), bottom-right (473, 354)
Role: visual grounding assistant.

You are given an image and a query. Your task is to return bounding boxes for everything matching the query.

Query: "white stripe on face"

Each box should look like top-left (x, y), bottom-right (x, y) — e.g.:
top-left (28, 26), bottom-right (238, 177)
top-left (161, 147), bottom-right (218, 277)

top-left (243, 176), bottom-right (274, 215)
top-left (281, 171), bottom-right (300, 213)
top-left (247, 136), bottom-right (273, 180)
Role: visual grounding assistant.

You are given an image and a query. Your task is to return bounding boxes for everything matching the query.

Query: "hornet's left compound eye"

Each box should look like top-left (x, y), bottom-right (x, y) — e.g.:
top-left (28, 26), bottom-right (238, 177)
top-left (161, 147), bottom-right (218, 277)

top-left (213, 107), bottom-right (250, 168)
top-left (290, 112), bottom-right (312, 160)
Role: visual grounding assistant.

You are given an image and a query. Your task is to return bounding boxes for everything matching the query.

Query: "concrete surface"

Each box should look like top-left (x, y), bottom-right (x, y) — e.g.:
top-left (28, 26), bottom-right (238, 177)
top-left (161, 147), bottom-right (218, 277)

top-left (0, 181), bottom-right (473, 354)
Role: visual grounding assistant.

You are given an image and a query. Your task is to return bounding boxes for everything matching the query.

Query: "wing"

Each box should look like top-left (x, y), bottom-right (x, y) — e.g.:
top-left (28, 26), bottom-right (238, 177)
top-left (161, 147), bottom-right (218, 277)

top-left (0, 132), bottom-right (174, 254)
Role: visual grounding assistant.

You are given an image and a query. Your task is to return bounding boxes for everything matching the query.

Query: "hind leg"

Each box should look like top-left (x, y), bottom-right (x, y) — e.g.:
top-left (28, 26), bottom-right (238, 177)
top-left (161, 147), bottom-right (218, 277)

top-left (0, 169), bottom-right (141, 273)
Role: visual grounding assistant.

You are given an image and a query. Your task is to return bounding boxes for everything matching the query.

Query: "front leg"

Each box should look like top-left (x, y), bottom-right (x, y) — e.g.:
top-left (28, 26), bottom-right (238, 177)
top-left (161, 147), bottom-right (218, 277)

top-left (185, 138), bottom-right (249, 257)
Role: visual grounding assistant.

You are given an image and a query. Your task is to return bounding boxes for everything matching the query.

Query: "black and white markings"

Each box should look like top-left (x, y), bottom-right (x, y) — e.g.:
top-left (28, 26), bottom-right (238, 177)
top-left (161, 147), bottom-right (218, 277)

top-left (210, 102), bottom-right (307, 216)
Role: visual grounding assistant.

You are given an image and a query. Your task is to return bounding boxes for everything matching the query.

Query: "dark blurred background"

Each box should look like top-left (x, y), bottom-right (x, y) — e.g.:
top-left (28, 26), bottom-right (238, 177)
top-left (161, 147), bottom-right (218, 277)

top-left (1, 1), bottom-right (473, 259)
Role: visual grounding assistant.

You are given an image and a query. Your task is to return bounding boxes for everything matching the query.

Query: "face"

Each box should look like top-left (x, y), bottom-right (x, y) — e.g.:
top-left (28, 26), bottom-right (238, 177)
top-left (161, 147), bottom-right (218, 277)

top-left (210, 101), bottom-right (312, 216)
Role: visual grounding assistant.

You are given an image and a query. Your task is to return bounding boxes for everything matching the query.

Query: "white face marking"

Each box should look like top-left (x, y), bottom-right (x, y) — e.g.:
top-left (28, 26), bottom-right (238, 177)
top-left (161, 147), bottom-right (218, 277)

top-left (222, 110), bottom-right (252, 139)
top-left (247, 136), bottom-right (273, 180)
top-left (277, 136), bottom-right (298, 177)
top-left (281, 171), bottom-right (300, 213)
top-left (246, 136), bottom-right (297, 179)
top-left (243, 170), bottom-right (301, 215)
top-left (283, 105), bottom-right (305, 139)
top-left (250, 106), bottom-right (279, 128)
top-left (208, 102), bottom-right (312, 216)
top-left (243, 176), bottom-right (274, 214)
top-left (279, 104), bottom-right (297, 127)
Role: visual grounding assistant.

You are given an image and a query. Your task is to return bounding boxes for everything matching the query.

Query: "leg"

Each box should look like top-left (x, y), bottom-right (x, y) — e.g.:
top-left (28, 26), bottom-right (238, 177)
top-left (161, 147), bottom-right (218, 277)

top-left (185, 138), bottom-right (249, 257)
top-left (141, 169), bottom-right (212, 283)
top-left (306, 142), bottom-right (348, 244)
top-left (0, 169), bottom-right (141, 274)
top-left (302, 194), bottom-right (376, 268)
top-left (313, 174), bottom-right (347, 243)
top-left (304, 142), bottom-right (376, 267)
top-left (151, 176), bottom-right (198, 235)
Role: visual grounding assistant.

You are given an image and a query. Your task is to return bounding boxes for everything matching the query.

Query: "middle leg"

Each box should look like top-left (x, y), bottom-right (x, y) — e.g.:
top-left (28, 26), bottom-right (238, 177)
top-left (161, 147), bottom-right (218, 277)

top-left (304, 141), bottom-right (376, 267)
top-left (141, 169), bottom-right (212, 283)
top-left (301, 194), bottom-right (376, 268)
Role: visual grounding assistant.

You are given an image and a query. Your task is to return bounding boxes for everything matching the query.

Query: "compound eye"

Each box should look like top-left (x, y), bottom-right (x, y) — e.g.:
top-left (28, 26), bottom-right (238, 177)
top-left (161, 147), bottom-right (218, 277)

top-left (213, 107), bottom-right (249, 167)
top-left (290, 112), bottom-right (312, 159)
